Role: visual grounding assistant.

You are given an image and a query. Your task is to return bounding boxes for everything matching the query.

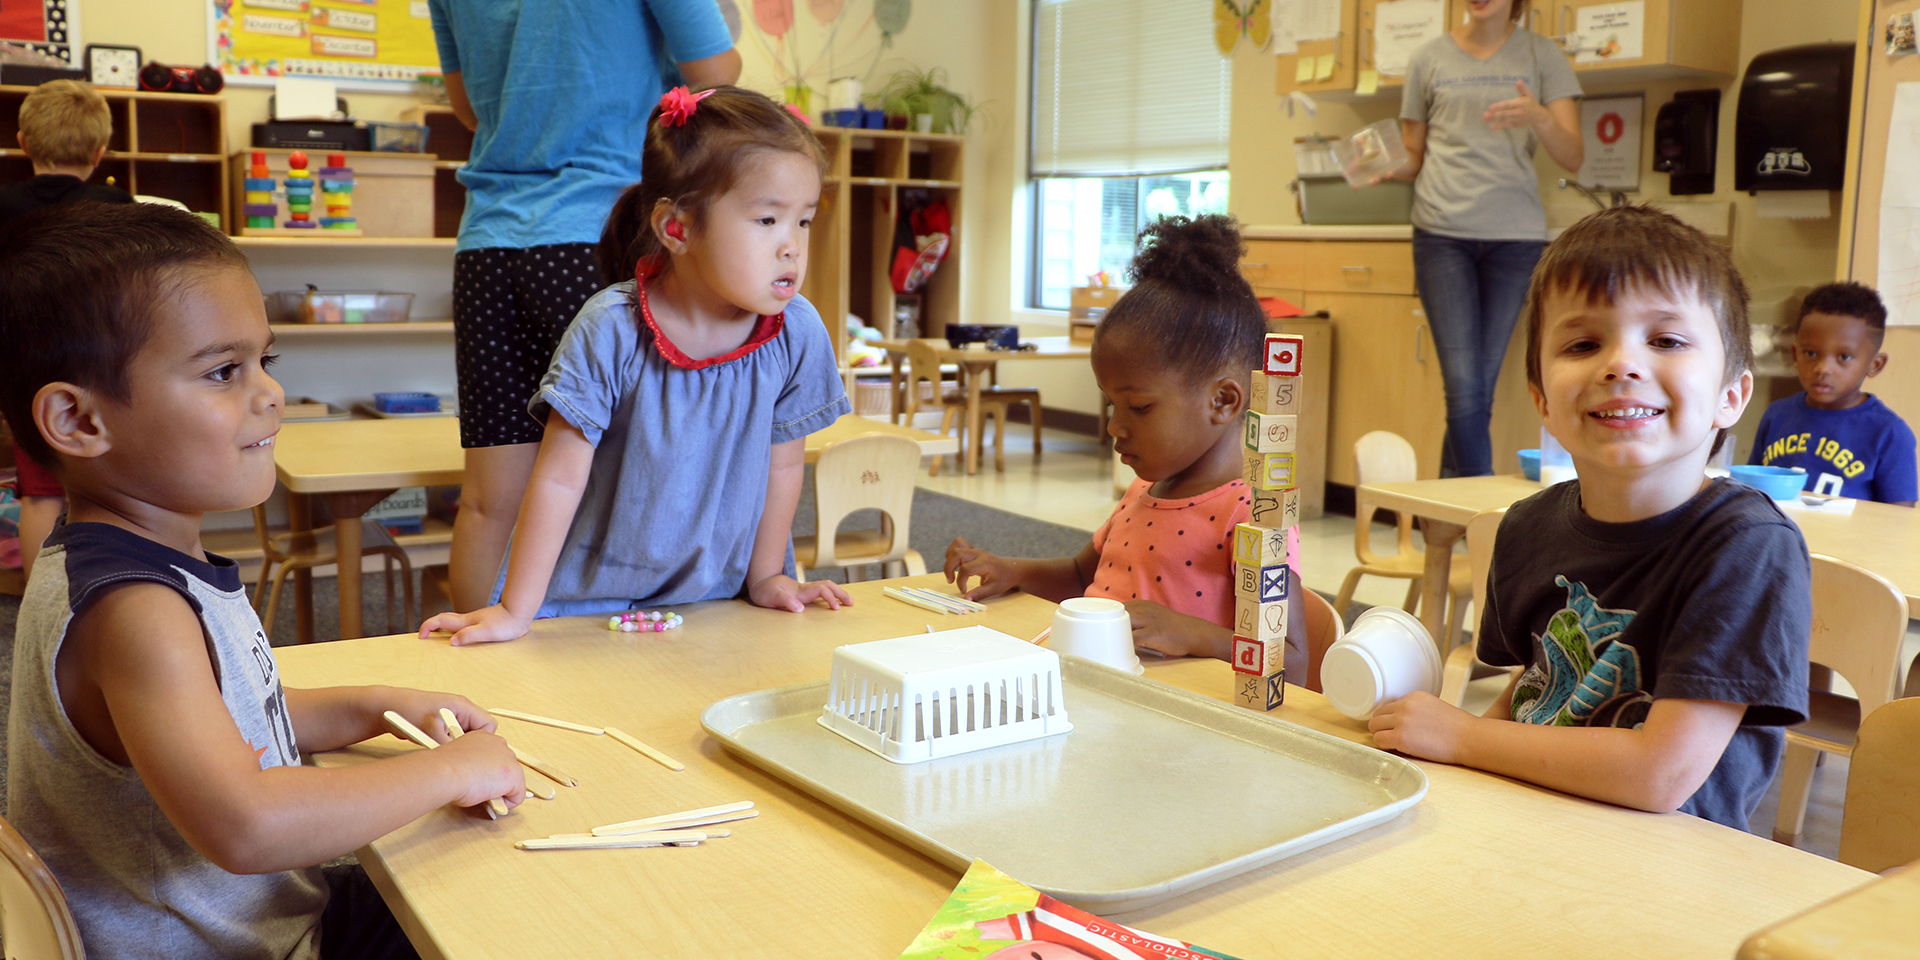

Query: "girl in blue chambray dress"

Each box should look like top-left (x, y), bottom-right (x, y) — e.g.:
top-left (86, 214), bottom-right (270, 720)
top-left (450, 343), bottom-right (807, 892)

top-left (421, 85), bottom-right (853, 645)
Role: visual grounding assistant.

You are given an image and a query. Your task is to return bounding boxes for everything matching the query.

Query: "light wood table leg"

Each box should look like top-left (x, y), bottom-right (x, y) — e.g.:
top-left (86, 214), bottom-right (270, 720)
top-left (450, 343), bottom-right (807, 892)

top-left (325, 489), bottom-right (397, 640)
top-left (887, 352), bottom-right (905, 425)
top-left (1417, 517), bottom-right (1466, 654)
top-left (965, 361), bottom-right (986, 475)
top-left (289, 493), bottom-right (314, 646)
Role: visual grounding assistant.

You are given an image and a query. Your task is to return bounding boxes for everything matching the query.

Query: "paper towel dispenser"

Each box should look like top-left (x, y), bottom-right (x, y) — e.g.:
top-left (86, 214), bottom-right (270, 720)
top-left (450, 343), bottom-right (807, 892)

top-left (1734, 43), bottom-right (1854, 193)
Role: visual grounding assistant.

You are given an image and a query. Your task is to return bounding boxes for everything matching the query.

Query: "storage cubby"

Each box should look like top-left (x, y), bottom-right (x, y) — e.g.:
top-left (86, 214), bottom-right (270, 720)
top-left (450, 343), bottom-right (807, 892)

top-left (401, 106), bottom-right (472, 241)
top-left (0, 85), bottom-right (226, 225)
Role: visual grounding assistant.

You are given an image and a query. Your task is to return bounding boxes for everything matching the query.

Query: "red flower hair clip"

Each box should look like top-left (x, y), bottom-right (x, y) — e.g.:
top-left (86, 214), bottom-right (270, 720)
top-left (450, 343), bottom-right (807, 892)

top-left (659, 86), bottom-right (715, 127)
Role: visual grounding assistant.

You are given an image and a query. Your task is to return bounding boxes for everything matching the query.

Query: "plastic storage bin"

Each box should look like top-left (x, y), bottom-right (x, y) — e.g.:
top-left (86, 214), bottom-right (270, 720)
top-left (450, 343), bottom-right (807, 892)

top-left (1333, 119), bottom-right (1410, 187)
top-left (366, 121), bottom-right (430, 153)
top-left (266, 290), bottom-right (413, 324)
top-left (819, 626), bottom-right (1074, 763)
top-left (373, 392), bottom-right (440, 414)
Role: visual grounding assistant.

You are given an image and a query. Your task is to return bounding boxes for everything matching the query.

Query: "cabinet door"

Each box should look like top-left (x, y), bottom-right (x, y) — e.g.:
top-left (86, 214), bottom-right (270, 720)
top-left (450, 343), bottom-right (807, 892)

top-left (1276, 0), bottom-right (1358, 95)
top-left (1308, 291), bottom-right (1446, 484)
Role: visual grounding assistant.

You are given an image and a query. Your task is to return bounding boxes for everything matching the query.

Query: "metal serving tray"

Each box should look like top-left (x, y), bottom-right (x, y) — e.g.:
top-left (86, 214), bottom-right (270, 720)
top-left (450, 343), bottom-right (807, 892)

top-left (701, 656), bottom-right (1426, 912)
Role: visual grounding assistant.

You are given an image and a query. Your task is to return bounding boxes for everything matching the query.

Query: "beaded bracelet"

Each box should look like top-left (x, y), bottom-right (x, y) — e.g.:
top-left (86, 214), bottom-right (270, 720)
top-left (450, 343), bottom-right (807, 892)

top-left (606, 610), bottom-right (684, 633)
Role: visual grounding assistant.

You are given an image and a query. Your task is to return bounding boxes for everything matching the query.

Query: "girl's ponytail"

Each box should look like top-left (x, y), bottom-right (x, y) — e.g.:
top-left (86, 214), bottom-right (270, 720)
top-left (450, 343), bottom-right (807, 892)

top-left (596, 181), bottom-right (656, 287)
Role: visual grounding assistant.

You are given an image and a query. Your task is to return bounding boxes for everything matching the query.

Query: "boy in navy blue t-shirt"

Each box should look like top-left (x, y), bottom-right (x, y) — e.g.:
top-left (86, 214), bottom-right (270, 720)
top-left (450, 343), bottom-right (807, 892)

top-left (1748, 282), bottom-right (1917, 506)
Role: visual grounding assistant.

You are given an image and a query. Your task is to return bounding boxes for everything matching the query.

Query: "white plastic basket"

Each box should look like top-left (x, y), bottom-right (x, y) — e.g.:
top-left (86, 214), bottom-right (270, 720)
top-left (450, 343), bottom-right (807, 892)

top-left (819, 626), bottom-right (1074, 763)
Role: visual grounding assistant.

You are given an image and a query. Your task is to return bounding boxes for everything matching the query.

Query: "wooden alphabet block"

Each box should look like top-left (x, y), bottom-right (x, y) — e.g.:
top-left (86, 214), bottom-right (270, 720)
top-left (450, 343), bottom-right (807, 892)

top-left (1243, 451), bottom-right (1298, 491)
top-left (1244, 412), bottom-right (1299, 453)
top-left (1232, 522), bottom-right (1287, 568)
top-left (1234, 561), bottom-right (1289, 603)
top-left (1249, 374), bottom-right (1302, 416)
top-left (1234, 596), bottom-right (1289, 642)
top-left (1232, 669), bottom-right (1286, 711)
top-left (1230, 635), bottom-right (1282, 675)
top-left (1249, 487), bottom-right (1300, 531)
top-left (1263, 334), bottom-right (1304, 377)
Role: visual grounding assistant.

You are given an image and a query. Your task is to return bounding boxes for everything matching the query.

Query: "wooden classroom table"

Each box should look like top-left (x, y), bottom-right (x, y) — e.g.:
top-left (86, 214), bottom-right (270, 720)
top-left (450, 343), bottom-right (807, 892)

top-left (1358, 474), bottom-right (1920, 649)
top-left (1739, 861), bottom-right (1920, 959)
top-left (270, 415), bottom-right (953, 640)
top-left (276, 573), bottom-right (1869, 960)
top-left (274, 416), bottom-right (464, 643)
top-left (875, 336), bottom-right (1092, 474)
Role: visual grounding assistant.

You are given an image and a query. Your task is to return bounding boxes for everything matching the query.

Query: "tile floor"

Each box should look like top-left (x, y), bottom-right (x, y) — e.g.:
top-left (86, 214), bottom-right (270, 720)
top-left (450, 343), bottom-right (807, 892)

top-left (904, 415), bottom-right (1912, 863)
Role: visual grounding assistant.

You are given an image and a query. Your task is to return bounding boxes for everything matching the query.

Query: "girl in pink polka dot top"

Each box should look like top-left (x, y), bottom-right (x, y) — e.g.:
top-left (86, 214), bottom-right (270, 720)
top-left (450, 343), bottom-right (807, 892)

top-left (945, 215), bottom-right (1302, 665)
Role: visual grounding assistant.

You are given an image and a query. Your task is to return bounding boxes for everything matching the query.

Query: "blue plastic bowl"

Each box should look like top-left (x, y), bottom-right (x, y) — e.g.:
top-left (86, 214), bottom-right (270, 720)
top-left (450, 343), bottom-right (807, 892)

top-left (1517, 449), bottom-right (1541, 481)
top-left (1729, 464), bottom-right (1807, 501)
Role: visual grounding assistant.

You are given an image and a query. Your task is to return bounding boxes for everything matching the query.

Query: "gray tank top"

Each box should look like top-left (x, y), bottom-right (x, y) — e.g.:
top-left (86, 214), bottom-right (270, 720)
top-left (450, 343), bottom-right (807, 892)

top-left (6, 522), bottom-right (327, 959)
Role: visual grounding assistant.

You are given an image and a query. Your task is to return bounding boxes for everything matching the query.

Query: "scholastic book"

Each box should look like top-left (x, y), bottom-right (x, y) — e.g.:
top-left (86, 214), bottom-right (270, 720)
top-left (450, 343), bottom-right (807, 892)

top-left (897, 860), bottom-right (1244, 960)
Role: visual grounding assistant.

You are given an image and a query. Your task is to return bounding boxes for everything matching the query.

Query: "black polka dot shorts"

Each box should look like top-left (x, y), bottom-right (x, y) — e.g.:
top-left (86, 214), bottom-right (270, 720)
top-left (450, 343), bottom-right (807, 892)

top-left (452, 243), bottom-right (603, 448)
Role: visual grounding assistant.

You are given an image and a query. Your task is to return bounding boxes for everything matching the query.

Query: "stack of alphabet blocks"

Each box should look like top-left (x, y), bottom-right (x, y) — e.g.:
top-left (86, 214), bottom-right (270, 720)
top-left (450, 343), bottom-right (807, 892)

top-left (1230, 333), bottom-right (1305, 712)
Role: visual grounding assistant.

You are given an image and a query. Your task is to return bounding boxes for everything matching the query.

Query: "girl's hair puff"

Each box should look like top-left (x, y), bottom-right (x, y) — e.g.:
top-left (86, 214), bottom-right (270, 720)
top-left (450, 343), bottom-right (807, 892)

top-left (1094, 214), bottom-right (1266, 383)
top-left (596, 85), bottom-right (829, 285)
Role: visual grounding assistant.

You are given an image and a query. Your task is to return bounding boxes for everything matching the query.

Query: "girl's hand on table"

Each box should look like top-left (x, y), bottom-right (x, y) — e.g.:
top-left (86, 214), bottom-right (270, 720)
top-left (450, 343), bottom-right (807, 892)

top-left (419, 604), bottom-right (532, 646)
top-left (1368, 691), bottom-right (1478, 764)
top-left (944, 537), bottom-right (1020, 600)
top-left (750, 574), bottom-right (850, 612)
top-left (1483, 79), bottom-right (1551, 133)
top-left (1123, 600), bottom-right (1232, 661)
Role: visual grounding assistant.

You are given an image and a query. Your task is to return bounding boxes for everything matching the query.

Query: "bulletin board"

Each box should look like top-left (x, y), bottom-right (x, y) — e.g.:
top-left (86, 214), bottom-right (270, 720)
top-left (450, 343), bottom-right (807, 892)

top-left (0, 0), bottom-right (79, 63)
top-left (209, 0), bottom-right (438, 86)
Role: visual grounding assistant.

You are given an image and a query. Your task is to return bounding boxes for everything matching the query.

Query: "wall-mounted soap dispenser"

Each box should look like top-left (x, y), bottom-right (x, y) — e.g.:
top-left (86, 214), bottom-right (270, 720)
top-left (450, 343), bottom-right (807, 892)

top-left (1654, 89), bottom-right (1719, 195)
top-left (1734, 42), bottom-right (1855, 194)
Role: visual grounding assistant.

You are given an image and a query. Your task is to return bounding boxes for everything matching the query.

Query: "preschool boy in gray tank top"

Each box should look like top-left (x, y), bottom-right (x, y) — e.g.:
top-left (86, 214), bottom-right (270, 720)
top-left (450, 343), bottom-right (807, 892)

top-left (7, 522), bottom-right (328, 959)
top-left (1399, 29), bottom-right (1581, 240)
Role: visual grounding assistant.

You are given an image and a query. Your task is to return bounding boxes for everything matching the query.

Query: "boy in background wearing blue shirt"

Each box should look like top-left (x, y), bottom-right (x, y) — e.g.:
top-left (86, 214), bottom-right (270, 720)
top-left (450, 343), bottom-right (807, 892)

top-left (1748, 282), bottom-right (1917, 506)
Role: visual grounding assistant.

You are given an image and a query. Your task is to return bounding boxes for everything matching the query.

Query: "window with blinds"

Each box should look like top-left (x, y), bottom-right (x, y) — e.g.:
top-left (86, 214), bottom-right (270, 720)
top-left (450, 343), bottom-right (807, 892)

top-left (1030, 0), bottom-right (1233, 178)
top-left (1028, 0), bottom-right (1233, 309)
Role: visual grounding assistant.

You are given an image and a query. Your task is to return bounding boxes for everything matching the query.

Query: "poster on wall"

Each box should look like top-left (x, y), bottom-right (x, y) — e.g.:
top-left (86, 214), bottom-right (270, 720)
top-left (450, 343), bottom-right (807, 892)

top-left (1372, 0), bottom-right (1442, 77)
top-left (0, 0), bottom-right (79, 63)
top-left (209, 0), bottom-right (438, 87)
top-left (1576, 94), bottom-right (1642, 192)
top-left (1572, 0), bottom-right (1644, 64)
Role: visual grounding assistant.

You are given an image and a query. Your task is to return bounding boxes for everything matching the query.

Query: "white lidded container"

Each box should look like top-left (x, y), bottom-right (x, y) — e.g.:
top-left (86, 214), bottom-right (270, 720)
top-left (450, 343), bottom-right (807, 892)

top-left (819, 626), bottom-right (1074, 763)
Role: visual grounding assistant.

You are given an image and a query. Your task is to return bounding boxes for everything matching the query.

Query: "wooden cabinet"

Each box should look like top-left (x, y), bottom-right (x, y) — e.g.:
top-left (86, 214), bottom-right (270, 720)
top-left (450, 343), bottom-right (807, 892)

top-left (0, 85), bottom-right (228, 228)
top-left (1550, 0), bottom-right (1742, 80)
top-left (401, 105), bottom-right (471, 239)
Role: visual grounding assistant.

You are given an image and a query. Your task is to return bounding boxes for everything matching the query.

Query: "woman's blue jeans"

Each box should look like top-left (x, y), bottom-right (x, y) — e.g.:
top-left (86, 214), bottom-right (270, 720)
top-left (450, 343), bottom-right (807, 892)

top-left (1411, 228), bottom-right (1544, 477)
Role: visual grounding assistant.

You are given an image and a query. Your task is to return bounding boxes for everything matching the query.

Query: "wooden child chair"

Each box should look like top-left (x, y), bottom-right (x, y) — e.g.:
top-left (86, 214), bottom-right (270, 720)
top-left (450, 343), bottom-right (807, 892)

top-left (1837, 697), bottom-right (1920, 874)
top-left (1439, 510), bottom-right (1521, 707)
top-left (1771, 554), bottom-right (1911, 848)
top-left (0, 814), bottom-right (85, 960)
top-left (252, 503), bottom-right (416, 643)
top-left (793, 433), bottom-right (928, 582)
top-left (904, 340), bottom-right (1042, 473)
top-left (1333, 431), bottom-right (1472, 646)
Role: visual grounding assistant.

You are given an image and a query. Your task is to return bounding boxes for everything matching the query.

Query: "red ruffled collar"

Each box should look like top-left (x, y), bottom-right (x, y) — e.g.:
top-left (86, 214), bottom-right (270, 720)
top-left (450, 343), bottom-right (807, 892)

top-left (633, 255), bottom-right (785, 370)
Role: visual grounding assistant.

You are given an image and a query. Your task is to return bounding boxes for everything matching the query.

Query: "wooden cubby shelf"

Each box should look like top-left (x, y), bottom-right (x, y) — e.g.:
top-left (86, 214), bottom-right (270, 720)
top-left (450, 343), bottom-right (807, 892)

top-left (1, 84), bottom-right (229, 228)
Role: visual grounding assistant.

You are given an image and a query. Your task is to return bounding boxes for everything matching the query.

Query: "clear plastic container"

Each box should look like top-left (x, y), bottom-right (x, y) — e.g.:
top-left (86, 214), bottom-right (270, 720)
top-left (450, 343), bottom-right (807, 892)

top-left (266, 290), bottom-right (413, 324)
top-left (366, 120), bottom-right (430, 153)
top-left (1333, 119), bottom-right (1410, 187)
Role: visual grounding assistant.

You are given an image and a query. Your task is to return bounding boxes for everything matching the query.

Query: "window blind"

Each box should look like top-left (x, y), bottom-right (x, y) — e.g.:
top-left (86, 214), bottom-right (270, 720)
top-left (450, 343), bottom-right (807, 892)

top-left (1031, 0), bottom-right (1232, 178)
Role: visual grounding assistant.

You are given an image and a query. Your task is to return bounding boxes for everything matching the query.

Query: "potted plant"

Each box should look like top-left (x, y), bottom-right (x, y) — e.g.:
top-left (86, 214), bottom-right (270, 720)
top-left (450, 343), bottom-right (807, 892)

top-left (877, 66), bottom-right (976, 135)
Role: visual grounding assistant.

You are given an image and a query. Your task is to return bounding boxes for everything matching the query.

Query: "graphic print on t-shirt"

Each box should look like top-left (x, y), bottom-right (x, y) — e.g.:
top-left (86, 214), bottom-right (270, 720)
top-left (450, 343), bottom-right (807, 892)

top-left (1512, 577), bottom-right (1649, 728)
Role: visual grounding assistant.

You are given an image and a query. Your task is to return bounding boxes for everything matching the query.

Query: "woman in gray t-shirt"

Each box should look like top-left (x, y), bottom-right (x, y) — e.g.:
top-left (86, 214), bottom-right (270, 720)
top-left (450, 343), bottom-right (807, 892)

top-left (1394, 0), bottom-right (1581, 476)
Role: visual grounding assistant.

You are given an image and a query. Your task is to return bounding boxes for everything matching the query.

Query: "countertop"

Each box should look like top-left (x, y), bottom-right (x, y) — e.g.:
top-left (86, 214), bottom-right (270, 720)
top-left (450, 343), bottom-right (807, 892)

top-left (1241, 224), bottom-right (1414, 241)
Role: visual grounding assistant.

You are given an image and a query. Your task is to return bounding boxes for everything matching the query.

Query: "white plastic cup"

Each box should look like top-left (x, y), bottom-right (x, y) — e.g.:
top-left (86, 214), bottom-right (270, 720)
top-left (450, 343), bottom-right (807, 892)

top-left (1319, 606), bottom-right (1441, 720)
top-left (1049, 597), bottom-right (1141, 674)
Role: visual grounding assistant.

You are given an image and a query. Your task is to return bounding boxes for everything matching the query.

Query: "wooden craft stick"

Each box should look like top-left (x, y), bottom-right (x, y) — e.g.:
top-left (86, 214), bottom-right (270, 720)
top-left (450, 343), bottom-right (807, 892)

top-left (515, 830), bottom-right (709, 851)
top-left (603, 726), bottom-right (685, 772)
top-left (883, 587), bottom-right (950, 615)
top-left (524, 781), bottom-right (556, 800)
top-left (430, 709), bottom-right (512, 819)
top-left (490, 708), bottom-right (606, 736)
top-left (382, 710), bottom-right (440, 750)
top-left (591, 801), bottom-right (755, 835)
top-left (592, 809), bottom-right (758, 837)
top-left (902, 587), bottom-right (975, 614)
top-left (509, 744), bottom-right (579, 788)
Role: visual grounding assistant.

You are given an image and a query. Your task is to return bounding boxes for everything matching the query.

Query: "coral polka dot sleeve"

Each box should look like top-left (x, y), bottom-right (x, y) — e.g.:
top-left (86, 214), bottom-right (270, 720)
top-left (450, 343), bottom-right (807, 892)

top-left (1087, 478), bottom-right (1297, 628)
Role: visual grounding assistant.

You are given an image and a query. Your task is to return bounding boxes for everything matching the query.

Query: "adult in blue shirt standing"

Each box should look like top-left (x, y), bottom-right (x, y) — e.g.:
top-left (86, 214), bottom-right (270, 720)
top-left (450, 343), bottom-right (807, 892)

top-left (428, 0), bottom-right (740, 611)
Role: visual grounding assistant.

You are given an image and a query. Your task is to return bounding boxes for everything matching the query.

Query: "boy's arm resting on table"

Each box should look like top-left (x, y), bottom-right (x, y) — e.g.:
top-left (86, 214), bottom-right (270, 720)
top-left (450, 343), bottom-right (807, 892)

top-left (420, 411), bottom-right (595, 644)
top-left (944, 538), bottom-right (1099, 604)
top-left (748, 437), bottom-right (850, 611)
top-left (283, 686), bottom-right (496, 753)
top-left (75, 585), bottom-right (523, 875)
top-left (1369, 689), bottom-right (1746, 813)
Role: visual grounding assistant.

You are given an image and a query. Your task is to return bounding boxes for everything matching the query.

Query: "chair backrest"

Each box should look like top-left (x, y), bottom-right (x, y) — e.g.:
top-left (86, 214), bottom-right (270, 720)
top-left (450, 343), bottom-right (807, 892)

top-left (904, 340), bottom-right (950, 405)
top-left (1300, 587), bottom-right (1345, 694)
top-left (1807, 554), bottom-right (1910, 718)
top-left (1352, 431), bottom-right (1418, 565)
top-left (1466, 509), bottom-right (1506, 626)
top-left (1839, 697), bottom-right (1920, 873)
top-left (810, 434), bottom-right (924, 569)
top-left (0, 815), bottom-right (85, 960)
